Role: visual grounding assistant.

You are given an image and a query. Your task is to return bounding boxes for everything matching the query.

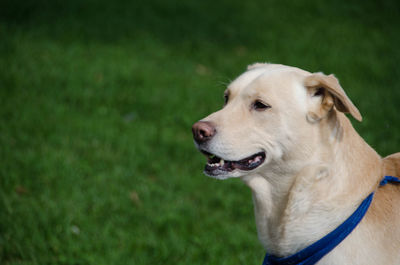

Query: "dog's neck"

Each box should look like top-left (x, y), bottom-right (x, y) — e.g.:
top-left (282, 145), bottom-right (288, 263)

top-left (242, 112), bottom-right (382, 257)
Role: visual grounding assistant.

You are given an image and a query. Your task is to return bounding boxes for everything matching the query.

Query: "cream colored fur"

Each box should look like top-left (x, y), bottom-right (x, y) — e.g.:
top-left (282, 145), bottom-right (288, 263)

top-left (197, 63), bottom-right (400, 264)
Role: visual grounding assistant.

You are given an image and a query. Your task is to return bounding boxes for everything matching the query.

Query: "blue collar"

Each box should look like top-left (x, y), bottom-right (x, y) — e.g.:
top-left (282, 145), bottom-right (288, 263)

top-left (262, 176), bottom-right (400, 265)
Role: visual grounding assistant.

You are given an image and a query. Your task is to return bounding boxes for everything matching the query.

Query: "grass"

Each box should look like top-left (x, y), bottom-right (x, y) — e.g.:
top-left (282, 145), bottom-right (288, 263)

top-left (1, 0), bottom-right (400, 264)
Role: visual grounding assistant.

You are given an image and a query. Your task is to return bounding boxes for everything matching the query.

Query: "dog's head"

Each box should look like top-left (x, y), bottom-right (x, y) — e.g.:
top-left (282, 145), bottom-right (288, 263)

top-left (192, 63), bottom-right (361, 179)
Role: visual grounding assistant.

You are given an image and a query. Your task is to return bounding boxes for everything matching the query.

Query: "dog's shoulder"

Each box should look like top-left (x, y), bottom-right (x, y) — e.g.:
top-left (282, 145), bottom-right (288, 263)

top-left (373, 153), bottom-right (400, 213)
top-left (359, 153), bottom-right (400, 263)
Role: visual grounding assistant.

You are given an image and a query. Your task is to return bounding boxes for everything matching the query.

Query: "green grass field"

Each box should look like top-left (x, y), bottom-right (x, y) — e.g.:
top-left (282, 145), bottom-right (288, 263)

top-left (1, 0), bottom-right (399, 264)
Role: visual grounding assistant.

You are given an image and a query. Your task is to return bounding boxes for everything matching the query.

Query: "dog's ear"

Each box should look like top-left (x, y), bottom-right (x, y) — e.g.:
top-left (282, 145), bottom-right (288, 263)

top-left (304, 73), bottom-right (362, 122)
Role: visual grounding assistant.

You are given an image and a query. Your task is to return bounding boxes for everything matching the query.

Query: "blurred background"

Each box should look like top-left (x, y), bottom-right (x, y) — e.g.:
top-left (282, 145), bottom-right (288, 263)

top-left (1, 0), bottom-right (399, 264)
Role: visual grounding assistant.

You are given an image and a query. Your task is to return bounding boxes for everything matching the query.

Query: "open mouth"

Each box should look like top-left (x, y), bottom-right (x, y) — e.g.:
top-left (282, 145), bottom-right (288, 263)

top-left (201, 150), bottom-right (266, 176)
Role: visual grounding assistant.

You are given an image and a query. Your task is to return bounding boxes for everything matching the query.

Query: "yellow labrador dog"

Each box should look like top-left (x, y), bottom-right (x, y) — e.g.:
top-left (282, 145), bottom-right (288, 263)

top-left (192, 63), bottom-right (400, 265)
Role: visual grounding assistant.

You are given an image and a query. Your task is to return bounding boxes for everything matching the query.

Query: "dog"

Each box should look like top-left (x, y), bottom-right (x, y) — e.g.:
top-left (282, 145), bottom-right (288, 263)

top-left (192, 63), bottom-right (400, 264)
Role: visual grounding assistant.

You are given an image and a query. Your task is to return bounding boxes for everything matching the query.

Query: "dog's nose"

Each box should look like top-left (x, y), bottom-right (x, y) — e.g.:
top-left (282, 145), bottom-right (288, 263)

top-left (192, 121), bottom-right (216, 144)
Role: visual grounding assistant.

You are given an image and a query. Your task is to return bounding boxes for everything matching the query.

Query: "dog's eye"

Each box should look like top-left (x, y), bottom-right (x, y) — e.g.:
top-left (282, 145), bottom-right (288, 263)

top-left (224, 94), bottom-right (229, 105)
top-left (253, 100), bottom-right (271, 111)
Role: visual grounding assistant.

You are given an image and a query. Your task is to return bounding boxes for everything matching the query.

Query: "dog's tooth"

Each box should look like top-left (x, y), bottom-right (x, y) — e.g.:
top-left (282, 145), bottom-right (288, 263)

top-left (220, 159), bottom-right (224, 166)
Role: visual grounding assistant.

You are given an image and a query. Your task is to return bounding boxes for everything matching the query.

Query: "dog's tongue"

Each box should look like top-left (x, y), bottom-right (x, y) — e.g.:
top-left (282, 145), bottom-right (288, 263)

top-left (232, 153), bottom-right (264, 170)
